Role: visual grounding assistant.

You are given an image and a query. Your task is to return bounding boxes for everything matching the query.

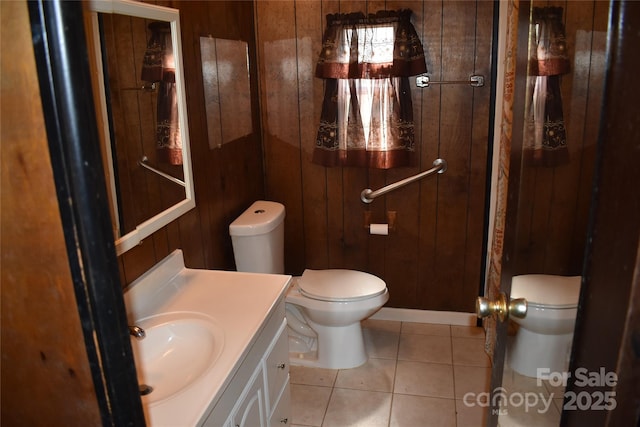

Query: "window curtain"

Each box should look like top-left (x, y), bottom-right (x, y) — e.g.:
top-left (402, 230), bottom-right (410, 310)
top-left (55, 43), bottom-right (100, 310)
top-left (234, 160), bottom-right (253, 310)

top-left (523, 7), bottom-right (570, 167)
top-left (141, 22), bottom-right (182, 166)
top-left (313, 10), bottom-right (427, 169)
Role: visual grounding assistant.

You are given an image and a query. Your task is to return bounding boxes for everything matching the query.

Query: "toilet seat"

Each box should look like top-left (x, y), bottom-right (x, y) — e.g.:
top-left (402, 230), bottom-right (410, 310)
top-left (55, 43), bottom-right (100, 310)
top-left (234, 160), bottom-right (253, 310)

top-left (297, 269), bottom-right (387, 302)
top-left (511, 274), bottom-right (581, 309)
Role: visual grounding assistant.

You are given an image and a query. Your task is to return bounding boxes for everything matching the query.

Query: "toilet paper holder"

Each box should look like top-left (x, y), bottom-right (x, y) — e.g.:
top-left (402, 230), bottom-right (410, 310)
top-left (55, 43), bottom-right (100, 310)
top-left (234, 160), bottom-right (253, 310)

top-left (364, 211), bottom-right (396, 233)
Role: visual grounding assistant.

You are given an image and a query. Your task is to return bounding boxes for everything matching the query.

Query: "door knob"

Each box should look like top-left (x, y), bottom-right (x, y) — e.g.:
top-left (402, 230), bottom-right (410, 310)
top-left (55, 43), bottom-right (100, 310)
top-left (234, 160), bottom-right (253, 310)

top-left (476, 292), bottom-right (527, 321)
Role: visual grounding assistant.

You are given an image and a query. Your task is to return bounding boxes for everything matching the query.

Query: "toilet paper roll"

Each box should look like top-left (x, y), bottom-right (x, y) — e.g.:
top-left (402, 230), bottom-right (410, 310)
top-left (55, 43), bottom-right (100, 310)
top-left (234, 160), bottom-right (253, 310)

top-left (369, 223), bottom-right (389, 235)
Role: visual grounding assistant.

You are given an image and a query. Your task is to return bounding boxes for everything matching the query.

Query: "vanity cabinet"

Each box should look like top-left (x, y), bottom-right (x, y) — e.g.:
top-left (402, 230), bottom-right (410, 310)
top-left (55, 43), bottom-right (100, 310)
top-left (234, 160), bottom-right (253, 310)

top-left (202, 300), bottom-right (290, 427)
top-left (228, 367), bottom-right (264, 427)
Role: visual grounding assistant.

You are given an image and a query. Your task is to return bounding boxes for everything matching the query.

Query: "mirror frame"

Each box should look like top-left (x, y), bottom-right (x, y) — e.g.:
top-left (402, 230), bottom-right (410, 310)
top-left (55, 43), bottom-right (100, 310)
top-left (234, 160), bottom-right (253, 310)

top-left (88, 0), bottom-right (195, 255)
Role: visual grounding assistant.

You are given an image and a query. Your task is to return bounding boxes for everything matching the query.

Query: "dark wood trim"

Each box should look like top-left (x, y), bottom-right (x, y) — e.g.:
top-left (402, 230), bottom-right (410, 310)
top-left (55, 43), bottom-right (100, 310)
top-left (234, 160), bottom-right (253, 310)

top-left (27, 1), bottom-right (145, 425)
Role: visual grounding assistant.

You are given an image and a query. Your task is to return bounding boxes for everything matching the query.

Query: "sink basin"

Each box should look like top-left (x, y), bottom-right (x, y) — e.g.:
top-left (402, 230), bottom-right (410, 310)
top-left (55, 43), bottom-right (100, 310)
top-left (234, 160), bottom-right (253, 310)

top-left (130, 312), bottom-right (224, 403)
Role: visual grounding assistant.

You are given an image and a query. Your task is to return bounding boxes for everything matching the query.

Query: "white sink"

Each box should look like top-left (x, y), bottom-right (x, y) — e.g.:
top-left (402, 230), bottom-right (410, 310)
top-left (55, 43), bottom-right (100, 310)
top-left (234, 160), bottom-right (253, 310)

top-left (130, 312), bottom-right (224, 404)
top-left (124, 249), bottom-right (290, 425)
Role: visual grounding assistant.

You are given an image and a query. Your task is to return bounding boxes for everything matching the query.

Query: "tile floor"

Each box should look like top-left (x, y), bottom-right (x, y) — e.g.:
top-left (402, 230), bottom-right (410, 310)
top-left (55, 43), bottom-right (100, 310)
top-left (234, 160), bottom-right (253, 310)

top-left (497, 365), bottom-right (563, 427)
top-left (288, 319), bottom-right (492, 427)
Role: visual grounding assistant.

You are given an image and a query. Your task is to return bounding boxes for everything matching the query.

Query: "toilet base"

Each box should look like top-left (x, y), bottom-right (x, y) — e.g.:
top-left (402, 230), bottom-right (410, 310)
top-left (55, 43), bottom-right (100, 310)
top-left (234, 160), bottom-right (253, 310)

top-left (508, 328), bottom-right (574, 378)
top-left (288, 320), bottom-right (368, 369)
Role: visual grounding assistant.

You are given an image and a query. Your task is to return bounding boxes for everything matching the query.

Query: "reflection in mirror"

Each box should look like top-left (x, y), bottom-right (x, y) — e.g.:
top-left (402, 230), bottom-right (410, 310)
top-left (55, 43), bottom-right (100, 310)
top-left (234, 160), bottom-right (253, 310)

top-left (500, 1), bottom-right (607, 425)
top-left (88, 0), bottom-right (195, 255)
top-left (200, 37), bottom-right (252, 149)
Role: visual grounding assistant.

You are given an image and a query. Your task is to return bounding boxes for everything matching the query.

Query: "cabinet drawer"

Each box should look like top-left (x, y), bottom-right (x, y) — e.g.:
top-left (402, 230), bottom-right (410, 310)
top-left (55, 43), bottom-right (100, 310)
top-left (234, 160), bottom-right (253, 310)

top-left (264, 320), bottom-right (289, 412)
top-left (269, 382), bottom-right (291, 427)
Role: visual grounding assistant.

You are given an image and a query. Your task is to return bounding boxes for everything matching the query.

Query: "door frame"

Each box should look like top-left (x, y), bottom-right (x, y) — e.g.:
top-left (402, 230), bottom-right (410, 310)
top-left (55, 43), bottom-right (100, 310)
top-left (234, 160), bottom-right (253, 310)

top-left (27, 1), bottom-right (145, 424)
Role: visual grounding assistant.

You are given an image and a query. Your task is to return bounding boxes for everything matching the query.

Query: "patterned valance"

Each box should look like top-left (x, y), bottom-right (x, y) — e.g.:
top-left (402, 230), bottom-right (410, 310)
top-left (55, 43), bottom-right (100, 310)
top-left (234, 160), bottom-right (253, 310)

top-left (315, 9), bottom-right (427, 79)
top-left (529, 7), bottom-right (570, 76)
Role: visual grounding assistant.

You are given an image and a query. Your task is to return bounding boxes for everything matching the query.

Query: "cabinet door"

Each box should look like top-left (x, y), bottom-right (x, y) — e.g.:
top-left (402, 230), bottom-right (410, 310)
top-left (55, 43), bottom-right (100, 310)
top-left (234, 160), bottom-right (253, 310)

top-left (232, 368), bottom-right (265, 427)
top-left (264, 321), bottom-right (289, 412)
top-left (269, 382), bottom-right (291, 427)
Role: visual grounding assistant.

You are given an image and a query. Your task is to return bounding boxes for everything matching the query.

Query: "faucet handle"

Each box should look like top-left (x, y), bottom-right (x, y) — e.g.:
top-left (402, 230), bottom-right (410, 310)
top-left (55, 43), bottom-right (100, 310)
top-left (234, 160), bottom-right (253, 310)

top-left (128, 325), bottom-right (146, 339)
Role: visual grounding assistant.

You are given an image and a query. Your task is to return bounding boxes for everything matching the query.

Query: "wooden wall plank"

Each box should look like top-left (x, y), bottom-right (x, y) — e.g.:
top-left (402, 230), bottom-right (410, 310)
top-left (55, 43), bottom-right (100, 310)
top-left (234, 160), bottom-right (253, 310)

top-left (256, 0), bottom-right (306, 274)
top-left (416, 0), bottom-right (444, 309)
top-left (430, 1), bottom-right (478, 310)
top-left (298, 0), bottom-right (330, 270)
top-left (463, 0), bottom-right (494, 311)
top-left (380, 0), bottom-right (424, 308)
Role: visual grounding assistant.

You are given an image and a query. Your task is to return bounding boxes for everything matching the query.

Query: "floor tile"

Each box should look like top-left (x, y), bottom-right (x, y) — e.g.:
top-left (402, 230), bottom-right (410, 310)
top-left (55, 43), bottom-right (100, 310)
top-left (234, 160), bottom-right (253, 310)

top-left (290, 365), bottom-right (338, 387)
top-left (362, 319), bottom-right (402, 333)
top-left (363, 323), bottom-right (400, 359)
top-left (497, 366), bottom-right (561, 427)
top-left (541, 378), bottom-right (567, 398)
top-left (502, 367), bottom-right (550, 395)
top-left (497, 398), bottom-right (561, 427)
top-left (401, 322), bottom-right (451, 336)
top-left (289, 321), bottom-right (490, 427)
top-left (398, 334), bottom-right (452, 364)
top-left (451, 325), bottom-right (485, 339)
top-left (394, 360), bottom-right (455, 399)
top-left (334, 357), bottom-right (396, 392)
top-left (290, 384), bottom-right (332, 426)
top-left (322, 388), bottom-right (392, 427)
top-left (390, 394), bottom-right (456, 427)
top-left (452, 336), bottom-right (491, 367)
top-left (456, 399), bottom-right (489, 427)
top-left (453, 365), bottom-right (491, 399)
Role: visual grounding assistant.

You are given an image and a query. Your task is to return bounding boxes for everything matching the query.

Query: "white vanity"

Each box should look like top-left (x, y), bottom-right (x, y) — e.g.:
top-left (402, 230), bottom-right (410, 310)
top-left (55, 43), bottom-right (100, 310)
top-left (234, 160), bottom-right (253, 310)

top-left (124, 250), bottom-right (291, 426)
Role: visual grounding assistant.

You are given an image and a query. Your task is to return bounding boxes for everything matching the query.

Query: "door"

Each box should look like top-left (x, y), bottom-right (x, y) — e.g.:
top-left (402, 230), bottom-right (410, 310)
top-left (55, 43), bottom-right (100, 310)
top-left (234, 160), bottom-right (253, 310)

top-left (479, 0), bottom-right (609, 426)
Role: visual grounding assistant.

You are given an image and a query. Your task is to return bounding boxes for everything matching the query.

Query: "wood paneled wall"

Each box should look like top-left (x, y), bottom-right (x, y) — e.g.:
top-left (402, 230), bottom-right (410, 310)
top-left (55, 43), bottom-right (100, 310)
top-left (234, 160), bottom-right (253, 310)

top-left (513, 1), bottom-right (608, 276)
top-left (255, 1), bottom-right (495, 311)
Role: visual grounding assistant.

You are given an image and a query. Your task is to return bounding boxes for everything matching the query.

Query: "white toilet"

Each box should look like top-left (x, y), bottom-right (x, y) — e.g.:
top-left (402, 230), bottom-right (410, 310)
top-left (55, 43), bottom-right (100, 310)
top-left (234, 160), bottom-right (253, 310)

top-left (229, 200), bottom-right (389, 369)
top-left (508, 274), bottom-right (581, 378)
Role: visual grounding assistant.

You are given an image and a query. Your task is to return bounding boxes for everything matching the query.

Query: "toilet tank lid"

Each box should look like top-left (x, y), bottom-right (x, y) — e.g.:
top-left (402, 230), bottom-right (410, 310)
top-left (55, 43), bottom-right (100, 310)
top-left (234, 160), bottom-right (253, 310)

top-left (511, 275), bottom-right (581, 307)
top-left (298, 269), bottom-right (387, 301)
top-left (229, 201), bottom-right (285, 236)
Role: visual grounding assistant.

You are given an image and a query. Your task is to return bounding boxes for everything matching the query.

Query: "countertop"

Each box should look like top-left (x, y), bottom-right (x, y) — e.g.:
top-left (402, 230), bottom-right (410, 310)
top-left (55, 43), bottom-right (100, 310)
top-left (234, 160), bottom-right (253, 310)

top-left (124, 250), bottom-right (291, 426)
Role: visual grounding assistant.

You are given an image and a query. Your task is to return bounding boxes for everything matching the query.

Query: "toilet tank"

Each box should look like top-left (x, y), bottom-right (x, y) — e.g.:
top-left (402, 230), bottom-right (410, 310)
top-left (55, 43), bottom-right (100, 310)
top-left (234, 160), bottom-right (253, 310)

top-left (229, 201), bottom-right (285, 274)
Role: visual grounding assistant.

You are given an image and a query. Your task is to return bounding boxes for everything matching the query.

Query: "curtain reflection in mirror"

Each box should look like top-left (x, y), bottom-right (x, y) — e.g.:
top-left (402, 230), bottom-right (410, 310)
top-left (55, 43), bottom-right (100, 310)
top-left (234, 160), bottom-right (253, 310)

top-left (523, 7), bottom-right (570, 167)
top-left (142, 22), bottom-right (182, 165)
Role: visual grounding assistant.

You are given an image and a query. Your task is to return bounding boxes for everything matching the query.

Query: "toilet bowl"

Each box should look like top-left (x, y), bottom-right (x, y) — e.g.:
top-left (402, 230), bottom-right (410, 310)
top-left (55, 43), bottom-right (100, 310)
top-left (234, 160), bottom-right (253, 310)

top-left (229, 200), bottom-right (389, 369)
top-left (507, 274), bottom-right (581, 378)
top-left (286, 270), bottom-right (389, 369)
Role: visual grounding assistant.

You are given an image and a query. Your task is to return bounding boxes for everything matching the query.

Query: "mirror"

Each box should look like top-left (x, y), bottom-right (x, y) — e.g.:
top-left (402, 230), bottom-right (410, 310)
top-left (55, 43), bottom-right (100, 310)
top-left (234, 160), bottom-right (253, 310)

top-left (499, 1), bottom-right (606, 425)
top-left (200, 37), bottom-right (253, 149)
top-left (88, 0), bottom-right (195, 255)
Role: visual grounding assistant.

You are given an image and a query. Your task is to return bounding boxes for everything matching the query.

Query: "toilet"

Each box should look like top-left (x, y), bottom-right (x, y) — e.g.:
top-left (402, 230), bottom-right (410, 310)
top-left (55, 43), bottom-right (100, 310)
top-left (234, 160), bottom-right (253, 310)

top-left (507, 274), bottom-right (581, 378)
top-left (229, 200), bottom-right (389, 369)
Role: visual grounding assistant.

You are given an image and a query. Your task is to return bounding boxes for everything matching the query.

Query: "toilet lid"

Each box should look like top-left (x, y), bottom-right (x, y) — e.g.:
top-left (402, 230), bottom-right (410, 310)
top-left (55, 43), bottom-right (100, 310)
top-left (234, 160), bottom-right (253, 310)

top-left (511, 275), bottom-right (581, 308)
top-left (297, 269), bottom-right (387, 302)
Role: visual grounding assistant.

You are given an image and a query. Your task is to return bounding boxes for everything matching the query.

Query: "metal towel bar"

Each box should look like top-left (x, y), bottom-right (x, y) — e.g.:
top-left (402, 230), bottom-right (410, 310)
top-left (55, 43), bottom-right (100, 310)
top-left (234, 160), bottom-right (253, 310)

top-left (138, 156), bottom-right (186, 187)
top-left (360, 158), bottom-right (447, 203)
top-left (416, 74), bottom-right (484, 88)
